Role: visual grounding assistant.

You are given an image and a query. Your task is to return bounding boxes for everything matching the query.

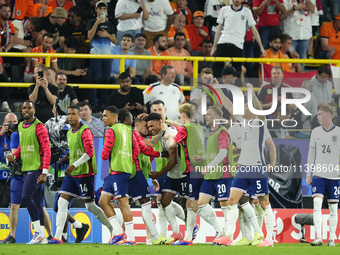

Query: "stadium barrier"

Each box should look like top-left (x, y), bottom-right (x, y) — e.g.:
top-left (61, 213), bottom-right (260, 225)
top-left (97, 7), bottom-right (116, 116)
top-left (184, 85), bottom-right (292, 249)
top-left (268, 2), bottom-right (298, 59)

top-left (0, 208), bottom-right (339, 244)
top-left (0, 52), bottom-right (339, 91)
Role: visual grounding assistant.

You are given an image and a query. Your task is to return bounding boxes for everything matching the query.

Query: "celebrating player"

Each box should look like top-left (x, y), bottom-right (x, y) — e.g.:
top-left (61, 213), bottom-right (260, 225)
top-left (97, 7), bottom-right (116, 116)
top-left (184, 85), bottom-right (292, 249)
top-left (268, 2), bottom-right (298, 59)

top-left (99, 106), bottom-right (140, 245)
top-left (214, 83), bottom-right (276, 246)
top-left (49, 105), bottom-right (113, 244)
top-left (306, 105), bottom-right (340, 247)
top-left (7, 101), bottom-right (51, 244)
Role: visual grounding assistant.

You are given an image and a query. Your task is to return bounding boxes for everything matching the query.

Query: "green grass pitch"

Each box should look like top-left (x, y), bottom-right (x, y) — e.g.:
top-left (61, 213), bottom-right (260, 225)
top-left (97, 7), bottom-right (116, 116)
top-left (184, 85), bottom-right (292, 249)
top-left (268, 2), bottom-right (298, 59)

top-left (1, 243), bottom-right (340, 255)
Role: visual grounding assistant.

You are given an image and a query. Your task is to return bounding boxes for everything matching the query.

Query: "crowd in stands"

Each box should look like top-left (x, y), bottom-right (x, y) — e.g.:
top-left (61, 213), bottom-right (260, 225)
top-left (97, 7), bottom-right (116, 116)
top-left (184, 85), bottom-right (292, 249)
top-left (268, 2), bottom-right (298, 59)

top-left (0, 0), bottom-right (337, 137)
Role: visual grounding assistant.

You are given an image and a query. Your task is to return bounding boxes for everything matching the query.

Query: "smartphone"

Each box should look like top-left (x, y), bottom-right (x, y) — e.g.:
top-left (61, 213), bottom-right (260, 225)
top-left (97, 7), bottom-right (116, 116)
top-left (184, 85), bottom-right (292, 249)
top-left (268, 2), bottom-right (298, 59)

top-left (136, 7), bottom-right (143, 13)
top-left (100, 12), bottom-right (106, 22)
top-left (38, 71), bottom-right (44, 78)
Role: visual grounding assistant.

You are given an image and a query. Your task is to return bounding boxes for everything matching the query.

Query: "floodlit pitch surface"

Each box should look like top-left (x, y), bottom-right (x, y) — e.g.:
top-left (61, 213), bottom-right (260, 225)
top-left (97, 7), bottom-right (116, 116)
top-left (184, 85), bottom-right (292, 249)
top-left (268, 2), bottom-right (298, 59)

top-left (1, 243), bottom-right (340, 255)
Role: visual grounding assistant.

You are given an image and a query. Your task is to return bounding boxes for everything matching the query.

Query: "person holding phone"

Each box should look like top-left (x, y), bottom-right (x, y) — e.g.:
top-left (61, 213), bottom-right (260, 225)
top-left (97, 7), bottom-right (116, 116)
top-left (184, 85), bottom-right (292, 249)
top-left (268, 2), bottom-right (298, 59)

top-left (28, 64), bottom-right (58, 123)
top-left (115, 0), bottom-right (149, 45)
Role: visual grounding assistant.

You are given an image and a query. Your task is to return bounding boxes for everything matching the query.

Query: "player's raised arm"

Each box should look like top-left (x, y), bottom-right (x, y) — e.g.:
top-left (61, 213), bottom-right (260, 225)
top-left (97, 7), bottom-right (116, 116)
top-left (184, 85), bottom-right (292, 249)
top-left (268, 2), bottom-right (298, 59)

top-left (246, 83), bottom-right (265, 122)
top-left (215, 87), bottom-right (234, 115)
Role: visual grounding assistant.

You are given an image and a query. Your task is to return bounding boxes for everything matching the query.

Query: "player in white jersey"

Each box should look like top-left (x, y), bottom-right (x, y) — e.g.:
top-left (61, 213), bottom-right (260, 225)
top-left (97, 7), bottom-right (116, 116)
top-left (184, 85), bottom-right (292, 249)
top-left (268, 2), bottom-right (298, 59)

top-left (306, 105), bottom-right (340, 247)
top-left (213, 83), bottom-right (276, 246)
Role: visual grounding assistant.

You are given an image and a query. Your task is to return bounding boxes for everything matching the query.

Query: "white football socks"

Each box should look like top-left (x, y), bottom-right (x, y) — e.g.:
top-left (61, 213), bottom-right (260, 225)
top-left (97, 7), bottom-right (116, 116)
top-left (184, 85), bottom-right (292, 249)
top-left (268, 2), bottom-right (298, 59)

top-left (197, 204), bottom-right (223, 234)
top-left (329, 203), bottom-right (338, 241)
top-left (85, 201), bottom-right (113, 234)
top-left (221, 206), bottom-right (228, 233)
top-left (254, 203), bottom-right (264, 230)
top-left (109, 215), bottom-right (123, 235)
top-left (55, 197), bottom-right (69, 240)
top-left (73, 219), bottom-right (82, 229)
top-left (157, 202), bottom-right (168, 236)
top-left (141, 201), bottom-right (159, 240)
top-left (313, 197), bottom-right (322, 239)
top-left (241, 202), bottom-right (261, 233)
top-left (124, 221), bottom-right (135, 241)
top-left (171, 201), bottom-right (186, 222)
top-left (164, 204), bottom-right (180, 234)
top-left (184, 208), bottom-right (197, 241)
top-left (243, 212), bottom-right (253, 241)
top-left (263, 204), bottom-right (274, 242)
top-left (226, 204), bottom-right (238, 239)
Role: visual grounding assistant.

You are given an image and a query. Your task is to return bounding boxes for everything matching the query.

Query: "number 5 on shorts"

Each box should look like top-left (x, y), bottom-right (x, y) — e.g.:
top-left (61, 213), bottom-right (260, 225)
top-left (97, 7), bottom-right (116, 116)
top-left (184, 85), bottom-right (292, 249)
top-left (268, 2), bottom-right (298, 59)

top-left (256, 180), bottom-right (261, 190)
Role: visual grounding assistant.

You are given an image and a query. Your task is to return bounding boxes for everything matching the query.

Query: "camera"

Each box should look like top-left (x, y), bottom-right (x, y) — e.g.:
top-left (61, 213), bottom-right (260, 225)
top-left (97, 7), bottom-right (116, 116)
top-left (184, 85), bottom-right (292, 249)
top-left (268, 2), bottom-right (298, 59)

top-left (9, 158), bottom-right (23, 176)
top-left (8, 123), bottom-right (18, 132)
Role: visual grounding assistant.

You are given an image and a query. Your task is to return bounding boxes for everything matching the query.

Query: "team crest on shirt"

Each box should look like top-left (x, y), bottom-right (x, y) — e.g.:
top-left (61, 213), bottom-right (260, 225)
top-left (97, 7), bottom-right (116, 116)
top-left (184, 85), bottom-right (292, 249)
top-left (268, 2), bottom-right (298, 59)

top-left (241, 15), bottom-right (245, 20)
top-left (267, 89), bottom-right (272, 95)
top-left (312, 187), bottom-right (316, 193)
top-left (332, 135), bottom-right (338, 143)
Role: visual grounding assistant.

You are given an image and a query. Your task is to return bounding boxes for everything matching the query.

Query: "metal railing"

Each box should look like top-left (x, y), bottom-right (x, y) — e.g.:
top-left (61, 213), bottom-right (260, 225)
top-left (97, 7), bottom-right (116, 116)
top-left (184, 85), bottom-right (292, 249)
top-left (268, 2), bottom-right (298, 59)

top-left (0, 52), bottom-right (339, 91)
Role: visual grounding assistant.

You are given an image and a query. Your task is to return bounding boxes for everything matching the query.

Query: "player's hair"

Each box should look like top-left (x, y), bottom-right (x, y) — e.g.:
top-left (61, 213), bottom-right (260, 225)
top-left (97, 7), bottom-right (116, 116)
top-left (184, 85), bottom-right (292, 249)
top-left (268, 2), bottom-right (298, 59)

top-left (174, 32), bottom-right (186, 41)
top-left (200, 67), bottom-right (213, 76)
top-left (69, 6), bottom-right (82, 17)
top-left (317, 65), bottom-right (331, 76)
top-left (160, 65), bottom-right (174, 79)
top-left (153, 34), bottom-right (165, 45)
top-left (104, 105), bottom-right (119, 115)
top-left (271, 65), bottom-right (284, 74)
top-left (280, 33), bottom-right (292, 44)
top-left (207, 106), bottom-right (223, 118)
top-left (67, 105), bottom-right (80, 111)
top-left (118, 108), bottom-right (132, 123)
top-left (42, 32), bottom-right (53, 40)
top-left (151, 100), bottom-right (165, 107)
top-left (145, 113), bottom-right (162, 122)
top-left (118, 72), bottom-right (131, 80)
top-left (135, 117), bottom-right (146, 124)
top-left (35, 64), bottom-right (48, 73)
top-left (0, 4), bottom-right (10, 9)
top-left (29, 17), bottom-right (43, 32)
top-left (47, 67), bottom-right (56, 76)
top-left (78, 101), bottom-right (92, 110)
top-left (178, 103), bottom-right (191, 118)
top-left (122, 33), bottom-right (133, 42)
top-left (270, 34), bottom-right (281, 42)
top-left (319, 105), bottom-right (334, 116)
top-left (190, 101), bottom-right (198, 110)
top-left (201, 39), bottom-right (212, 45)
top-left (22, 100), bottom-right (35, 108)
top-left (56, 72), bottom-right (67, 80)
top-left (65, 36), bottom-right (77, 49)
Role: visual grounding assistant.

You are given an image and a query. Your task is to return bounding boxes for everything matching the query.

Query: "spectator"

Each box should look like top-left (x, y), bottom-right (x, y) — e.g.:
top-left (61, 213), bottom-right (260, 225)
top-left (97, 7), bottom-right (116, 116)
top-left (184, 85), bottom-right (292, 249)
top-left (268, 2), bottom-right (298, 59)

top-left (48, 0), bottom-right (75, 12)
top-left (56, 36), bottom-right (86, 82)
top-left (316, 13), bottom-right (340, 59)
top-left (0, 113), bottom-right (18, 208)
top-left (129, 33), bottom-right (158, 85)
top-left (191, 67), bottom-right (220, 124)
top-left (63, 6), bottom-right (90, 51)
top-left (253, 0), bottom-right (286, 52)
top-left (280, 33), bottom-right (303, 73)
top-left (320, 0), bottom-right (338, 23)
top-left (143, 65), bottom-right (185, 120)
top-left (47, 67), bottom-right (57, 87)
top-left (307, 0), bottom-right (322, 59)
top-left (109, 34), bottom-right (138, 85)
top-left (268, 105), bottom-right (296, 139)
top-left (12, 17), bottom-right (43, 53)
top-left (148, 34), bottom-right (172, 80)
top-left (310, 65), bottom-right (334, 106)
top-left (28, 64), bottom-right (59, 123)
top-left (143, 0), bottom-right (174, 49)
top-left (212, 0), bottom-right (265, 76)
top-left (191, 39), bottom-right (213, 72)
top-left (167, 32), bottom-right (193, 85)
top-left (281, 0), bottom-right (315, 69)
top-left (204, 0), bottom-right (224, 39)
top-left (106, 72), bottom-right (145, 120)
top-left (36, 0), bottom-right (53, 18)
top-left (176, 0), bottom-right (192, 25)
top-left (185, 11), bottom-right (210, 52)
top-left (40, 7), bottom-right (67, 50)
top-left (24, 32), bottom-right (59, 83)
top-left (56, 72), bottom-right (78, 115)
top-left (9, 0), bottom-right (39, 20)
top-left (0, 4), bottom-right (17, 53)
top-left (75, 0), bottom-right (97, 23)
top-left (168, 13), bottom-right (192, 51)
top-left (115, 0), bottom-right (149, 45)
top-left (257, 65), bottom-right (294, 115)
top-left (87, 1), bottom-right (116, 110)
top-left (0, 56), bottom-right (10, 112)
top-left (78, 101), bottom-right (105, 137)
top-left (259, 34), bottom-right (292, 77)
